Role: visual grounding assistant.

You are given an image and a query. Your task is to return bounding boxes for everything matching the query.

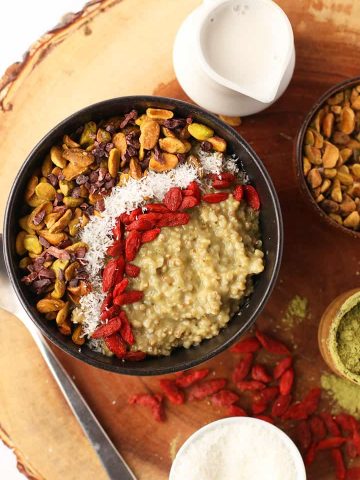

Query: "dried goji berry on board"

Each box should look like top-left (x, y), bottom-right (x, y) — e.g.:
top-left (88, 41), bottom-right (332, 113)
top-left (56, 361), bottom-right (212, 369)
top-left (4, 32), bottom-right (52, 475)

top-left (145, 203), bottom-right (170, 213)
top-left (236, 381), bottom-right (266, 392)
top-left (227, 405), bottom-right (247, 417)
top-left (255, 329), bottom-right (290, 355)
top-left (174, 369), bottom-right (210, 388)
top-left (296, 420), bottom-right (312, 452)
top-left (230, 337), bottom-right (261, 354)
top-left (244, 185), bottom-right (260, 210)
top-left (164, 187), bottom-right (183, 211)
top-left (271, 394), bottom-right (292, 417)
top-left (125, 351), bottom-right (146, 361)
top-left (126, 218), bottom-right (154, 231)
top-left (309, 415), bottom-right (327, 442)
top-left (319, 412), bottom-right (341, 436)
top-left (92, 317), bottom-right (122, 339)
top-left (347, 467), bottom-right (360, 479)
top-left (316, 437), bottom-right (347, 451)
top-left (279, 368), bottom-right (294, 395)
top-left (232, 353), bottom-right (254, 383)
top-left (125, 263), bottom-right (140, 277)
top-left (202, 192), bottom-right (229, 203)
top-left (141, 228), bottom-right (161, 243)
top-left (156, 213), bottom-right (190, 228)
top-left (179, 196), bottom-right (199, 210)
top-left (128, 393), bottom-right (165, 422)
top-left (125, 230), bottom-right (142, 261)
top-left (119, 311), bottom-right (135, 345)
top-left (159, 379), bottom-right (185, 405)
top-left (114, 290), bottom-right (143, 306)
top-left (102, 259), bottom-right (118, 292)
top-left (251, 364), bottom-right (272, 383)
top-left (211, 389), bottom-right (239, 407)
top-left (113, 278), bottom-right (129, 297)
top-left (273, 357), bottom-right (293, 380)
top-left (105, 333), bottom-right (127, 358)
top-left (188, 379), bottom-right (227, 400)
top-left (233, 185), bottom-right (244, 202)
top-left (331, 449), bottom-right (346, 480)
top-left (254, 415), bottom-right (274, 424)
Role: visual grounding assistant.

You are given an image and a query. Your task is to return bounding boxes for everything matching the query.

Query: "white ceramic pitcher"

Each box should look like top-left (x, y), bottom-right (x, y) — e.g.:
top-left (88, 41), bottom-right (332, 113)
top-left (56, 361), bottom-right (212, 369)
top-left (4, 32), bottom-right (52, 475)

top-left (173, 0), bottom-right (295, 116)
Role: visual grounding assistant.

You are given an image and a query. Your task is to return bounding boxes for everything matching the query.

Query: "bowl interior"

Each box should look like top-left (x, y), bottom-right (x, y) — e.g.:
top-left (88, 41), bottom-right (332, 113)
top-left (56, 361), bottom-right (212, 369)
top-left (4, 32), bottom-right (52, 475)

top-left (4, 96), bottom-right (282, 375)
top-left (295, 76), bottom-right (360, 239)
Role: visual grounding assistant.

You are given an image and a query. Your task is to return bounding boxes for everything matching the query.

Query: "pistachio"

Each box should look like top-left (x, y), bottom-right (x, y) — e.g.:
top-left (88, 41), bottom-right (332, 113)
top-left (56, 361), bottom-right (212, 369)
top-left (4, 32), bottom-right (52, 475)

top-left (305, 129), bottom-right (314, 146)
top-left (159, 137), bottom-right (188, 154)
top-left (188, 123), bottom-right (214, 141)
top-left (303, 157), bottom-right (311, 176)
top-left (218, 115), bottom-right (241, 127)
top-left (50, 146), bottom-right (67, 168)
top-left (63, 135), bottom-right (80, 148)
top-left (62, 162), bottom-right (89, 181)
top-left (19, 257), bottom-right (32, 269)
top-left (28, 202), bottom-right (53, 231)
top-left (35, 182), bottom-right (56, 201)
top-left (129, 158), bottom-right (142, 179)
top-left (140, 118), bottom-right (160, 150)
top-left (44, 211), bottom-right (63, 230)
top-left (41, 155), bottom-right (53, 177)
top-left (25, 176), bottom-right (39, 202)
top-left (37, 298), bottom-right (65, 314)
top-left (307, 168), bottom-right (322, 188)
top-left (65, 261), bottom-right (80, 282)
top-left (72, 324), bottom-right (85, 346)
top-left (304, 145), bottom-right (322, 165)
top-left (52, 259), bottom-right (70, 278)
top-left (322, 113), bottom-right (334, 138)
top-left (322, 141), bottom-right (339, 168)
top-left (149, 152), bottom-right (178, 172)
top-left (68, 217), bottom-right (81, 237)
top-left (207, 136), bottom-right (227, 153)
top-left (56, 301), bottom-right (69, 326)
top-left (146, 108), bottom-right (173, 120)
top-left (118, 173), bottom-right (130, 186)
top-left (62, 148), bottom-right (94, 167)
top-left (337, 170), bottom-right (354, 186)
top-left (16, 231), bottom-right (27, 255)
top-left (331, 178), bottom-right (343, 203)
top-left (108, 148), bottom-right (120, 178)
top-left (135, 114), bottom-right (147, 126)
top-left (59, 179), bottom-right (72, 196)
top-left (39, 230), bottom-right (66, 246)
top-left (343, 210), bottom-right (360, 229)
top-left (340, 195), bottom-right (356, 214)
top-left (50, 279), bottom-right (66, 300)
top-left (320, 179), bottom-right (332, 193)
top-left (65, 241), bottom-right (88, 253)
top-left (19, 216), bottom-right (35, 235)
top-left (324, 168), bottom-right (338, 179)
top-left (80, 122), bottom-right (97, 146)
top-left (341, 106), bottom-right (355, 134)
top-left (162, 126), bottom-right (176, 138)
top-left (63, 197), bottom-right (84, 208)
top-left (49, 209), bottom-right (72, 234)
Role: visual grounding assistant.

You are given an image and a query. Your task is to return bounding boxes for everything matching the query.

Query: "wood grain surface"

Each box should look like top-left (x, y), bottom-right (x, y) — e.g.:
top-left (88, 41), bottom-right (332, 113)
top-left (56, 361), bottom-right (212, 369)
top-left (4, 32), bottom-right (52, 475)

top-left (0, 0), bottom-right (360, 479)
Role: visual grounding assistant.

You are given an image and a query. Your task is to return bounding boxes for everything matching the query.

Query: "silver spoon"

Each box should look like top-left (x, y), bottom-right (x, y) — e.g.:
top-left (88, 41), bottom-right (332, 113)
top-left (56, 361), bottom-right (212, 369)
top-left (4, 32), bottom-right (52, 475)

top-left (0, 234), bottom-right (136, 480)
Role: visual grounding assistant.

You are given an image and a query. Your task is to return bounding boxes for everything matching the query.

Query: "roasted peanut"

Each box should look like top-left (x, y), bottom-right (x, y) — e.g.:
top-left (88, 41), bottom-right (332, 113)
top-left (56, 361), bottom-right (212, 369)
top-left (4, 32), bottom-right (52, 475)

top-left (344, 210), bottom-right (360, 229)
top-left (80, 122), bottom-right (97, 146)
top-left (35, 182), bottom-right (56, 201)
top-left (49, 209), bottom-right (72, 234)
top-left (307, 168), bottom-right (322, 188)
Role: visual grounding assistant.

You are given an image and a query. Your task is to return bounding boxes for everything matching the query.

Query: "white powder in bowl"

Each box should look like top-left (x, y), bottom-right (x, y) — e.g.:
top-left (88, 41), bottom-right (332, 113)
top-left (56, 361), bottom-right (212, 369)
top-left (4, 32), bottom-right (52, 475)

top-left (170, 418), bottom-right (305, 480)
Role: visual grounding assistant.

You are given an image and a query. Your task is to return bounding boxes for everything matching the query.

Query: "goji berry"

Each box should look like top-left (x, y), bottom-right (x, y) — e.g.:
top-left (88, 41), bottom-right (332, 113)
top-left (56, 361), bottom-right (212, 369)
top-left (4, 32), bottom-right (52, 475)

top-left (316, 437), bottom-right (347, 451)
top-left (320, 412), bottom-right (341, 436)
top-left (125, 263), bottom-right (140, 277)
top-left (244, 185), bottom-right (260, 210)
top-left (175, 369), bottom-right (210, 388)
top-left (102, 258), bottom-right (118, 292)
top-left (236, 381), bottom-right (266, 391)
top-left (159, 379), bottom-right (185, 405)
top-left (303, 388), bottom-right (322, 415)
top-left (141, 228), bottom-right (161, 243)
top-left (156, 213), bottom-right (190, 227)
top-left (309, 415), bottom-right (327, 442)
top-left (273, 357), bottom-right (293, 380)
top-left (114, 290), bottom-right (143, 306)
top-left (100, 305), bottom-right (119, 321)
top-left (106, 240), bottom-right (123, 257)
top-left (128, 207), bottom-right (143, 222)
top-left (227, 405), bottom-right (247, 417)
top-left (145, 203), bottom-right (170, 213)
top-left (212, 179), bottom-right (232, 189)
top-left (186, 181), bottom-right (201, 200)
top-left (233, 185), bottom-right (244, 202)
top-left (113, 256), bottom-right (125, 284)
top-left (92, 317), bottom-right (122, 339)
top-left (124, 351), bottom-right (146, 361)
top-left (230, 337), bottom-right (261, 353)
top-left (137, 212), bottom-right (163, 223)
top-left (282, 389), bottom-right (321, 420)
top-left (251, 398), bottom-right (267, 415)
top-left (279, 368), bottom-right (294, 395)
top-left (296, 420), bottom-right (312, 451)
top-left (211, 389), bottom-right (239, 407)
top-left (261, 386), bottom-right (279, 402)
top-left (179, 195), bottom-right (199, 210)
top-left (350, 417), bottom-right (360, 454)
top-left (255, 329), bottom-right (290, 355)
top-left (202, 192), bottom-right (229, 203)
top-left (209, 173), bottom-right (236, 183)
top-left (335, 413), bottom-right (354, 435)
top-left (119, 311), bottom-right (135, 345)
top-left (188, 379), bottom-right (227, 400)
top-left (331, 448), bottom-right (346, 480)
top-left (346, 440), bottom-right (358, 459)
top-left (113, 278), bottom-right (129, 297)
top-left (125, 230), bottom-right (142, 261)
top-left (305, 443), bottom-right (317, 466)
top-left (163, 187), bottom-right (183, 211)
top-left (126, 218), bottom-right (154, 231)
top-left (119, 212), bottom-right (131, 224)
top-left (347, 467), bottom-right (360, 479)
top-left (232, 353), bottom-right (254, 383)
top-left (271, 394), bottom-right (292, 417)
top-left (251, 364), bottom-right (272, 383)
top-left (104, 333), bottom-right (127, 358)
top-left (128, 393), bottom-right (165, 422)
top-left (254, 415), bottom-right (274, 424)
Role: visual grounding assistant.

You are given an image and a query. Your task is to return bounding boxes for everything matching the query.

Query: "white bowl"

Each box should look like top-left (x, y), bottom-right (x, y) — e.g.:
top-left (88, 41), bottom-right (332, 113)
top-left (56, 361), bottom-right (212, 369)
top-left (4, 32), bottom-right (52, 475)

top-left (173, 0), bottom-right (295, 116)
top-left (169, 417), bottom-right (306, 480)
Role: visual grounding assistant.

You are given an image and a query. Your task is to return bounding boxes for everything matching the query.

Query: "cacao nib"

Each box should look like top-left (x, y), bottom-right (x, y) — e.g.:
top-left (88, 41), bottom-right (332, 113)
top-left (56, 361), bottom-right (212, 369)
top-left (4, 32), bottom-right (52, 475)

top-left (76, 174), bottom-right (89, 185)
top-left (57, 239), bottom-right (72, 249)
top-left (38, 236), bottom-right (51, 249)
top-left (47, 174), bottom-right (58, 187)
top-left (163, 118), bottom-right (186, 129)
top-left (120, 110), bottom-right (138, 129)
top-left (89, 171), bottom-right (99, 183)
top-left (201, 141), bottom-right (212, 152)
top-left (95, 198), bottom-right (105, 212)
top-left (69, 278), bottom-right (79, 288)
top-left (75, 247), bottom-right (87, 259)
top-left (32, 210), bottom-right (46, 226)
top-left (71, 187), bottom-right (81, 198)
top-left (105, 142), bottom-right (114, 153)
top-left (57, 268), bottom-right (65, 281)
top-left (105, 180), bottom-right (115, 190)
top-left (32, 278), bottom-right (52, 294)
top-left (21, 271), bottom-right (38, 285)
top-left (177, 153), bottom-right (186, 164)
top-left (46, 246), bottom-right (71, 260)
top-left (37, 268), bottom-right (56, 280)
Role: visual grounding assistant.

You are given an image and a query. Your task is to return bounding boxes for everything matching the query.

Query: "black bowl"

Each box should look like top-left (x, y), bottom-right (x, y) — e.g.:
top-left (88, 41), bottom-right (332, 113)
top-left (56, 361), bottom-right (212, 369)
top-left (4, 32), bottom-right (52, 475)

top-left (3, 96), bottom-right (283, 375)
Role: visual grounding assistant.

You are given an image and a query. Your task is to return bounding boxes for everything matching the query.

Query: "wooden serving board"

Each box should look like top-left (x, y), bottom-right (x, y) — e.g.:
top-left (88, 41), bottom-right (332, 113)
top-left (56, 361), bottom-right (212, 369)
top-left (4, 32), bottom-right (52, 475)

top-left (1, 0), bottom-right (360, 478)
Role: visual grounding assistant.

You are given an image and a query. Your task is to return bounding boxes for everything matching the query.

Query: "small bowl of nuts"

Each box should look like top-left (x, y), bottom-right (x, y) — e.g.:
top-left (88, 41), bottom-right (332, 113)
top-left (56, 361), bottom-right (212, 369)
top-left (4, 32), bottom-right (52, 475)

top-left (296, 77), bottom-right (360, 237)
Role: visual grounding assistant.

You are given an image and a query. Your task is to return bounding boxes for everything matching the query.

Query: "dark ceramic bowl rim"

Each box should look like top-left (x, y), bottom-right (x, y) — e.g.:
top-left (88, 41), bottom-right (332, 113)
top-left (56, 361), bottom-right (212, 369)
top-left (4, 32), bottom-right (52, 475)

top-left (295, 76), bottom-right (360, 239)
top-left (3, 95), bottom-right (283, 375)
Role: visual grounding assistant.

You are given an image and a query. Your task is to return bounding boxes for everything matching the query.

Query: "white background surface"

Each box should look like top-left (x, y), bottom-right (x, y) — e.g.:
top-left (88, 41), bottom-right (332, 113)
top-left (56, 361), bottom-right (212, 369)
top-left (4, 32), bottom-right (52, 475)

top-left (0, 2), bottom-right (86, 478)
